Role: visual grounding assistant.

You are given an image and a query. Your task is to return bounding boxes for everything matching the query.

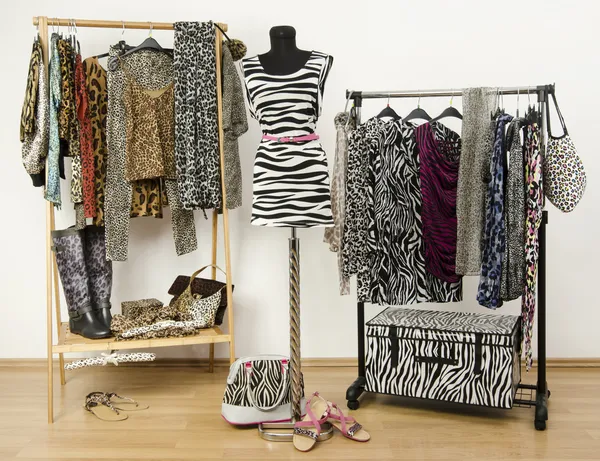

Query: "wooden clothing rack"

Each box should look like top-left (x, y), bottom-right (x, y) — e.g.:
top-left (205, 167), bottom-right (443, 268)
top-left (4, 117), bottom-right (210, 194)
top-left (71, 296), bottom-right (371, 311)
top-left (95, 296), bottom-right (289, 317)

top-left (33, 16), bottom-right (235, 423)
top-left (344, 85), bottom-right (552, 430)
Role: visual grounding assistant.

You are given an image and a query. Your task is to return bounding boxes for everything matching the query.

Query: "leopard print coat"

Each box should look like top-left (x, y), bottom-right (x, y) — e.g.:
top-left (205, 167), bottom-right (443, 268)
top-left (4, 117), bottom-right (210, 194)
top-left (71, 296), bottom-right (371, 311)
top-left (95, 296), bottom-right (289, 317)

top-left (21, 39), bottom-right (48, 187)
top-left (174, 22), bottom-right (221, 211)
top-left (106, 47), bottom-right (197, 261)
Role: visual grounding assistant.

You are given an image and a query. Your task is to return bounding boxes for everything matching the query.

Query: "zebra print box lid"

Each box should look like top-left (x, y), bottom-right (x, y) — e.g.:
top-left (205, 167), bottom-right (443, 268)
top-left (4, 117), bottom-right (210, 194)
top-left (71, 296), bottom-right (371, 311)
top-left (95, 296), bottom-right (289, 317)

top-left (367, 307), bottom-right (520, 346)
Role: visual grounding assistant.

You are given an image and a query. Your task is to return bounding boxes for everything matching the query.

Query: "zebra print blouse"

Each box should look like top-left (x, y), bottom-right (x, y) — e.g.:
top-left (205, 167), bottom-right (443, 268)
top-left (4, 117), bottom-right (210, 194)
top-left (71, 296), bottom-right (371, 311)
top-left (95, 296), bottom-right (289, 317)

top-left (343, 117), bottom-right (462, 305)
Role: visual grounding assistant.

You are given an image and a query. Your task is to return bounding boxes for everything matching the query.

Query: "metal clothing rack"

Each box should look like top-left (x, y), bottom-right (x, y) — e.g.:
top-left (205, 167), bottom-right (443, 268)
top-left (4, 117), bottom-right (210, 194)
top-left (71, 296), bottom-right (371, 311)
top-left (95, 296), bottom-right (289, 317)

top-left (344, 85), bottom-right (552, 431)
top-left (33, 16), bottom-right (235, 423)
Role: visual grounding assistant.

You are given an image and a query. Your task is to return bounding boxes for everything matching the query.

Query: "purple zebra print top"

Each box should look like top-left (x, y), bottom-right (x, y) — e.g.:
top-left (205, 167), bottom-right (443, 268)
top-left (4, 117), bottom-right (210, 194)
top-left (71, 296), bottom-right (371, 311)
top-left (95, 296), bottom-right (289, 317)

top-left (415, 122), bottom-right (462, 284)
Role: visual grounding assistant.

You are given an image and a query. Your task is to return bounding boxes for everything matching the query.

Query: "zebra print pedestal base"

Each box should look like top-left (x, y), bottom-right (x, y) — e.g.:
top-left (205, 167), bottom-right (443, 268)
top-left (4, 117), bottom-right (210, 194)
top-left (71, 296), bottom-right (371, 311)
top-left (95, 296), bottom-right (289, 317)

top-left (366, 307), bottom-right (521, 409)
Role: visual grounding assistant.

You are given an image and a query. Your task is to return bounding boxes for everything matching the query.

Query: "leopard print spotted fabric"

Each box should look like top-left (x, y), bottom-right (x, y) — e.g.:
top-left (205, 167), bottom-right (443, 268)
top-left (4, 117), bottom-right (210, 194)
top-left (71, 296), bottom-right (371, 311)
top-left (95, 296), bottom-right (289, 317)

top-left (522, 123), bottom-right (543, 371)
top-left (57, 39), bottom-right (79, 157)
top-left (75, 52), bottom-right (96, 218)
top-left (174, 22), bottom-right (221, 211)
top-left (120, 58), bottom-right (176, 182)
top-left (221, 41), bottom-right (248, 210)
top-left (477, 113), bottom-right (513, 309)
top-left (84, 57), bottom-right (108, 226)
top-left (325, 112), bottom-right (355, 295)
top-left (45, 33), bottom-right (62, 206)
top-left (21, 38), bottom-right (48, 187)
top-left (20, 39), bottom-right (41, 143)
top-left (501, 118), bottom-right (526, 301)
top-left (106, 47), bottom-right (197, 261)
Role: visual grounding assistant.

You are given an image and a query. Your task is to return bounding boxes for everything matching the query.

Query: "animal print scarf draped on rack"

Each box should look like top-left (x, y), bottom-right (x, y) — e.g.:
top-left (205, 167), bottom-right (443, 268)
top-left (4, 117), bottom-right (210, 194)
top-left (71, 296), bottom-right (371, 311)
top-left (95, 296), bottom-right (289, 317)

top-left (173, 22), bottom-right (221, 211)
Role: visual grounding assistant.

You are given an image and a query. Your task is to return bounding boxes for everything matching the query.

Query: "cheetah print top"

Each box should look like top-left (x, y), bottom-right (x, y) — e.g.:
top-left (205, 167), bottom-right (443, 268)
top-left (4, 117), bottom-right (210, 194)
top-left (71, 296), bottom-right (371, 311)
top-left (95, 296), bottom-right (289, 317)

top-left (120, 58), bottom-right (176, 182)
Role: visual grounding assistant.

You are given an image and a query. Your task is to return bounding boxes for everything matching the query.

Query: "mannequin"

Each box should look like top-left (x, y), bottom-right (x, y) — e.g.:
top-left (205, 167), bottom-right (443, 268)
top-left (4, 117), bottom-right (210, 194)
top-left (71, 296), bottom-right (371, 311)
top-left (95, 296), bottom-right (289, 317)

top-left (258, 25), bottom-right (334, 79)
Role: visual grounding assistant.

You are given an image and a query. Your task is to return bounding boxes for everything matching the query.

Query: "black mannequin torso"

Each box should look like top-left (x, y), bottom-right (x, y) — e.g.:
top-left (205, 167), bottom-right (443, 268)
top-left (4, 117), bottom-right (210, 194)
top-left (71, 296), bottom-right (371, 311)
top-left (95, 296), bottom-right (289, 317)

top-left (258, 25), bottom-right (334, 80)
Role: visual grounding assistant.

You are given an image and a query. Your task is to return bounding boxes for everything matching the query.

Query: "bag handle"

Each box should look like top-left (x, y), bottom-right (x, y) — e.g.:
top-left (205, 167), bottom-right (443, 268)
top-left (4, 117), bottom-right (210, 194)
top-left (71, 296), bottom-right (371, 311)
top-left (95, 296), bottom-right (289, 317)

top-left (245, 360), bottom-right (289, 412)
top-left (546, 89), bottom-right (568, 137)
top-left (186, 264), bottom-right (227, 291)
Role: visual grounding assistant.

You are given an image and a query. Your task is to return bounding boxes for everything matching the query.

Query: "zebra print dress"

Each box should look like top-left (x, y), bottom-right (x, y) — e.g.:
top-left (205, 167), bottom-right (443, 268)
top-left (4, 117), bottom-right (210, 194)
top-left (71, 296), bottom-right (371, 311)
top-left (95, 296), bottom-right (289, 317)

top-left (365, 118), bottom-right (462, 305)
top-left (241, 51), bottom-right (334, 227)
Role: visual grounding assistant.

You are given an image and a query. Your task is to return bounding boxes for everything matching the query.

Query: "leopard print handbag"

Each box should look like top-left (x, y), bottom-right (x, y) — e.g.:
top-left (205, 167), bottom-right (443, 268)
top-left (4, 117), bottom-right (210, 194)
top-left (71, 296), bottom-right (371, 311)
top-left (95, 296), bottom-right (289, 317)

top-left (544, 91), bottom-right (586, 213)
top-left (172, 265), bottom-right (226, 328)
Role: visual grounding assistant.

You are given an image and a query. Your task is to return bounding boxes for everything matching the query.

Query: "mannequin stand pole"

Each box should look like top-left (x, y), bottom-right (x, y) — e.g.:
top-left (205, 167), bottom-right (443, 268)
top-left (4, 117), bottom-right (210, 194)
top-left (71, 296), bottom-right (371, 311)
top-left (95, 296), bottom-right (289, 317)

top-left (289, 228), bottom-right (302, 420)
top-left (258, 229), bottom-right (333, 442)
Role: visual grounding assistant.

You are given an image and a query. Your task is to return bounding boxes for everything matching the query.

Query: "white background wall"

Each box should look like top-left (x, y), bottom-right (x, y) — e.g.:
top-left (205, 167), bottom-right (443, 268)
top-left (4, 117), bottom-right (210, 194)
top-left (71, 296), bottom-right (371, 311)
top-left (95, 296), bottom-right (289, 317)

top-left (0, 0), bottom-right (597, 360)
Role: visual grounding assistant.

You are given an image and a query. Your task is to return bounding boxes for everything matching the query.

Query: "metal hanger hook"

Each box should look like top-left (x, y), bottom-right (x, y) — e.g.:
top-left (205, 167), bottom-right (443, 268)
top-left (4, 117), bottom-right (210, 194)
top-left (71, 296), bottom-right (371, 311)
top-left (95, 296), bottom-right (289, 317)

top-left (122, 20), bottom-right (126, 36)
top-left (516, 89), bottom-right (520, 118)
top-left (527, 87), bottom-right (531, 106)
top-left (450, 90), bottom-right (454, 107)
top-left (417, 92), bottom-right (421, 109)
top-left (387, 94), bottom-right (390, 107)
top-left (344, 91), bottom-right (354, 113)
top-left (149, 22), bottom-right (153, 37)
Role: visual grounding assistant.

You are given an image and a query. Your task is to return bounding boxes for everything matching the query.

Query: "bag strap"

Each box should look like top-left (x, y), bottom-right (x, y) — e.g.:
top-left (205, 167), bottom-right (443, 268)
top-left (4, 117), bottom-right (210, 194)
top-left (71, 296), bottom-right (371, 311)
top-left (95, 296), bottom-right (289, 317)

top-left (186, 264), bottom-right (227, 290)
top-left (245, 360), bottom-right (289, 412)
top-left (546, 89), bottom-right (568, 136)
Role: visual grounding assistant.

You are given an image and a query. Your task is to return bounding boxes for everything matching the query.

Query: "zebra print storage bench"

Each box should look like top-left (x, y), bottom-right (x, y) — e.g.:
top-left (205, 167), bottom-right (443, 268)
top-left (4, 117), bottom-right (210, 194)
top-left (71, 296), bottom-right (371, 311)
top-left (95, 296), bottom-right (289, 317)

top-left (365, 307), bottom-right (521, 409)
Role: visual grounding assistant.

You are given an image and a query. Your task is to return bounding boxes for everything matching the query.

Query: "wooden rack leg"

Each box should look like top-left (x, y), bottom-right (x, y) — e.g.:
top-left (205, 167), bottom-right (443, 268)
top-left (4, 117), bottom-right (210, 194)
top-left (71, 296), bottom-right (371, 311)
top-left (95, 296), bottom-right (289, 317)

top-left (209, 210), bottom-right (219, 373)
top-left (215, 26), bottom-right (235, 365)
top-left (38, 16), bottom-right (55, 424)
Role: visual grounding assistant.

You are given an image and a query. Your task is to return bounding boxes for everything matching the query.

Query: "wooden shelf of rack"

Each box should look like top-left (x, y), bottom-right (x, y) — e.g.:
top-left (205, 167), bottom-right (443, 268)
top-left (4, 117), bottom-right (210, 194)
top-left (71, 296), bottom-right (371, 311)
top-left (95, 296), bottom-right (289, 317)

top-left (53, 323), bottom-right (231, 353)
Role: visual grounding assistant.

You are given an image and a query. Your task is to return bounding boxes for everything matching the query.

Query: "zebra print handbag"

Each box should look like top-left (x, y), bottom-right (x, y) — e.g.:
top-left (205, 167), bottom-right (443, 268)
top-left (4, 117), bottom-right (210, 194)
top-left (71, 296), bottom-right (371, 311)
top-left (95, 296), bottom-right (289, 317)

top-left (221, 355), bottom-right (305, 425)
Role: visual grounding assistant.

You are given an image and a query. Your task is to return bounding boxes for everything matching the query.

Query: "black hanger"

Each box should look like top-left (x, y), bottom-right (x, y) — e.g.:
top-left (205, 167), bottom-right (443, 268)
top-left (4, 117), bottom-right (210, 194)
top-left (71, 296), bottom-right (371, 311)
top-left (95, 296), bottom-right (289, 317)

top-left (404, 95), bottom-right (432, 122)
top-left (431, 93), bottom-right (462, 122)
top-left (93, 41), bottom-right (133, 60)
top-left (107, 23), bottom-right (172, 71)
top-left (376, 96), bottom-right (400, 120)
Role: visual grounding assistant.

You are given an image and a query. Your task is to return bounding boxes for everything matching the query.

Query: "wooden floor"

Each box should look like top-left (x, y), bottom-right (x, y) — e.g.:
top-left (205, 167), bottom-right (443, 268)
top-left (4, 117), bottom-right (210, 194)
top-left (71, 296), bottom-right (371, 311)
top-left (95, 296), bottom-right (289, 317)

top-left (0, 365), bottom-right (598, 460)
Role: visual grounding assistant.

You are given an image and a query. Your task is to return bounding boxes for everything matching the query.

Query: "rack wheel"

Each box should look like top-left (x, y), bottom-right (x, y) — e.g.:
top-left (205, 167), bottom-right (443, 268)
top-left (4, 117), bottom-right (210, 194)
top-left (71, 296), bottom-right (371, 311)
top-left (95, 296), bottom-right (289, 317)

top-left (535, 419), bottom-right (546, 431)
top-left (347, 400), bottom-right (359, 410)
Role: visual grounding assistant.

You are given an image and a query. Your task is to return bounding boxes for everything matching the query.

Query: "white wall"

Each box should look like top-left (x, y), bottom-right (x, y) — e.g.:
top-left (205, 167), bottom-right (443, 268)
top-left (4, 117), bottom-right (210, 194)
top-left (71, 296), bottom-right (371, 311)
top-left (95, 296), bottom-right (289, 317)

top-left (0, 0), bottom-right (597, 359)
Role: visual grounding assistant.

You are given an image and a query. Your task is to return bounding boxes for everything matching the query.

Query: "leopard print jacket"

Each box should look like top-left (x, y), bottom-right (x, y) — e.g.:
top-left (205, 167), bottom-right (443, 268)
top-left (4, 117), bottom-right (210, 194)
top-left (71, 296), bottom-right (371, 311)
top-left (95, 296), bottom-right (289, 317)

top-left (22, 39), bottom-right (48, 187)
top-left (106, 47), bottom-right (197, 261)
top-left (20, 39), bottom-right (41, 143)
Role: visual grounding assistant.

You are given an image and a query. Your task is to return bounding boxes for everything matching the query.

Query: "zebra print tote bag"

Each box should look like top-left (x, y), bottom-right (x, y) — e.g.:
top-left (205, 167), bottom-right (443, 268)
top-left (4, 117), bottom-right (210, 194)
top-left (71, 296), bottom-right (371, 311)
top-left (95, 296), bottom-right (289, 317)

top-left (221, 355), bottom-right (305, 425)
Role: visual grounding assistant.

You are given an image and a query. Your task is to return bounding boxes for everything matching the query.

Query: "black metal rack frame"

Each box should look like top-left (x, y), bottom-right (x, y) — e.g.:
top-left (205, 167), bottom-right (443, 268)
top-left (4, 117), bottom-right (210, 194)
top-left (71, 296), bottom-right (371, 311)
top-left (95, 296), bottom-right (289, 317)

top-left (344, 85), bottom-right (552, 431)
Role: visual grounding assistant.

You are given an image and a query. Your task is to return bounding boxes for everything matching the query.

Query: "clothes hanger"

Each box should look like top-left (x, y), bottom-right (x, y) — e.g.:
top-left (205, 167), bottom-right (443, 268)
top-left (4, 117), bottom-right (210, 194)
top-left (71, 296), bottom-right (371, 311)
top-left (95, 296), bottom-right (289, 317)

top-left (93, 21), bottom-right (130, 60)
top-left (431, 91), bottom-right (463, 122)
top-left (376, 94), bottom-right (401, 120)
top-left (107, 22), bottom-right (173, 71)
top-left (404, 93), bottom-right (432, 122)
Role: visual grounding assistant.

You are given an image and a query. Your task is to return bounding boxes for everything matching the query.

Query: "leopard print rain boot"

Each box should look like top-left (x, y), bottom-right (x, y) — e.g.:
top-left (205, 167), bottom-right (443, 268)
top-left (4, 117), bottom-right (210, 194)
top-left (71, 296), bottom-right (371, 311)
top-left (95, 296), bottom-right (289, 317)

top-left (83, 225), bottom-right (113, 329)
top-left (51, 228), bottom-right (111, 339)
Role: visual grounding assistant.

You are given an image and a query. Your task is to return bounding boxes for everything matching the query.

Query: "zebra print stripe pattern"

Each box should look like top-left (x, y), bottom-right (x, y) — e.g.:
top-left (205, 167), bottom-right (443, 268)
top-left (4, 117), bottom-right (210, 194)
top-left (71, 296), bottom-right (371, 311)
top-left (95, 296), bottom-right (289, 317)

top-left (366, 308), bottom-right (520, 409)
top-left (222, 357), bottom-right (304, 408)
top-left (241, 52), bottom-right (334, 227)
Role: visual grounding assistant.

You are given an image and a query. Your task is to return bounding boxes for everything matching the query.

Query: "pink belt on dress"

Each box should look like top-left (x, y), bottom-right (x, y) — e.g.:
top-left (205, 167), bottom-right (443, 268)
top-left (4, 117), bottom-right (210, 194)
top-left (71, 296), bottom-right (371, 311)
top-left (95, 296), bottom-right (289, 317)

top-left (261, 133), bottom-right (320, 143)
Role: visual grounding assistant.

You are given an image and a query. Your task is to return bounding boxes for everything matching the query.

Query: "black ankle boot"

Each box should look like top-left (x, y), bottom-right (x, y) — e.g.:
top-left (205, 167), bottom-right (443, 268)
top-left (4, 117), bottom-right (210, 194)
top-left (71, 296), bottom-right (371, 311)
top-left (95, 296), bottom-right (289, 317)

top-left (69, 307), bottom-right (112, 339)
top-left (52, 228), bottom-right (112, 339)
top-left (83, 226), bottom-right (113, 329)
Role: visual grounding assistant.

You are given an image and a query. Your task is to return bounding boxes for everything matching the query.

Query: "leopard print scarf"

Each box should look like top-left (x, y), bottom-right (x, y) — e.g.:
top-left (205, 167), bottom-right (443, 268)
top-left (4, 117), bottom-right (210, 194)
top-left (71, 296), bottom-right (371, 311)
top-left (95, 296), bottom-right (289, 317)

top-left (173, 22), bottom-right (221, 211)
